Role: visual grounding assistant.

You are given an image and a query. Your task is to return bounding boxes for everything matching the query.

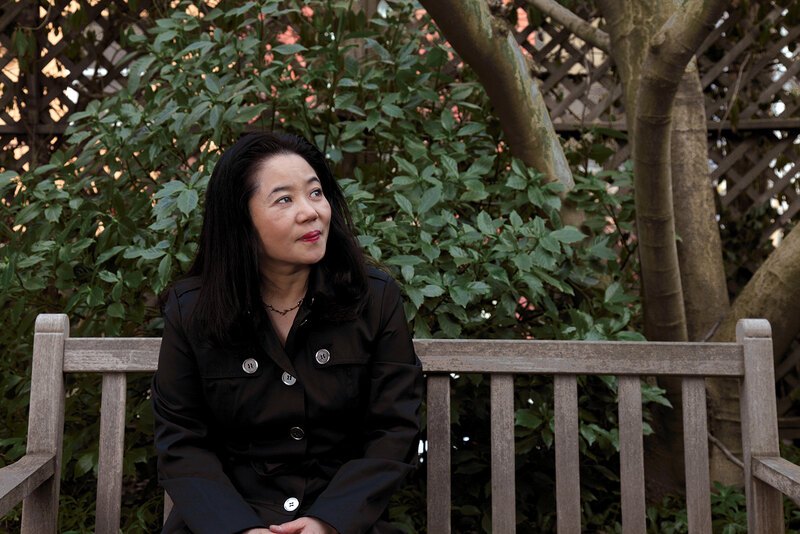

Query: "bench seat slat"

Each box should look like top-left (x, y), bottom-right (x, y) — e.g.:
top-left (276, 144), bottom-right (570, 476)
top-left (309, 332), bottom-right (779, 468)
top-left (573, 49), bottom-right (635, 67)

top-left (491, 374), bottom-right (516, 534)
top-left (618, 376), bottom-right (646, 534)
top-left (555, 375), bottom-right (581, 534)
top-left (0, 454), bottom-right (55, 517)
top-left (427, 375), bottom-right (451, 534)
top-left (682, 377), bottom-right (712, 533)
top-left (96, 373), bottom-right (127, 534)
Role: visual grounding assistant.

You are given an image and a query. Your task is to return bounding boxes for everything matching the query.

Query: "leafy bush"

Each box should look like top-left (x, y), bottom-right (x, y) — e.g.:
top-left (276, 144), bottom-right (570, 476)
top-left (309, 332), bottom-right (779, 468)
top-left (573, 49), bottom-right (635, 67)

top-left (2, 1), bottom-right (661, 531)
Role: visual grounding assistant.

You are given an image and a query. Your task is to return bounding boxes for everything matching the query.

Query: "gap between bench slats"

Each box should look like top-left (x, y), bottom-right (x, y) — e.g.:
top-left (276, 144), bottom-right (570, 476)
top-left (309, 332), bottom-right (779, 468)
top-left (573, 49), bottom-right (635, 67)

top-left (491, 374), bottom-right (515, 534)
top-left (427, 375), bottom-right (451, 534)
top-left (96, 373), bottom-right (127, 534)
top-left (683, 377), bottom-right (712, 533)
top-left (618, 376), bottom-right (646, 534)
top-left (555, 375), bottom-right (580, 533)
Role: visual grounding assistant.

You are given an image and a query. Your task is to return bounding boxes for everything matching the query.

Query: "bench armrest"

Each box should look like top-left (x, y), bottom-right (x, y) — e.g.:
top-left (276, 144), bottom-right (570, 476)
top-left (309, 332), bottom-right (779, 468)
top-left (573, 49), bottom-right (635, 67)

top-left (0, 453), bottom-right (56, 516)
top-left (753, 455), bottom-right (800, 506)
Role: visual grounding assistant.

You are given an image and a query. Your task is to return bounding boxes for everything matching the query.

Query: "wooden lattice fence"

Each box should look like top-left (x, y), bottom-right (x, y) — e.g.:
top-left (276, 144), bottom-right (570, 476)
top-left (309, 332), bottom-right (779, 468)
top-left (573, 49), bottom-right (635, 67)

top-left (515, 1), bottom-right (799, 244)
top-left (0, 0), bottom-right (154, 172)
top-left (1, 1), bottom-right (799, 424)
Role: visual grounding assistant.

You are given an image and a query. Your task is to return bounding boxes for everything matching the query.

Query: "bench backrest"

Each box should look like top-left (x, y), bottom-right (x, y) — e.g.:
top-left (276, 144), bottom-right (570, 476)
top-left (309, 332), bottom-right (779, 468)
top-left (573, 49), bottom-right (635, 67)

top-left (8, 314), bottom-right (789, 533)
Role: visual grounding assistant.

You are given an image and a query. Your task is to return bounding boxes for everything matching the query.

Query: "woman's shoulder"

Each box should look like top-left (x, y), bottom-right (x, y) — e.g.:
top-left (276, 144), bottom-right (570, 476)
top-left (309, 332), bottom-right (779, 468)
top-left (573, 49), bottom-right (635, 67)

top-left (365, 266), bottom-right (399, 293)
top-left (172, 275), bottom-right (202, 298)
top-left (364, 266), bottom-right (405, 306)
top-left (162, 276), bottom-right (202, 321)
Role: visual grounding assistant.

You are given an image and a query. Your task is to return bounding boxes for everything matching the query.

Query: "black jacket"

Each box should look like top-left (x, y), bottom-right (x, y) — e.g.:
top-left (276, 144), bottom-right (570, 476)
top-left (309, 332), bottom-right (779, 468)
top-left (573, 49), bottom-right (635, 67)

top-left (152, 267), bottom-right (423, 534)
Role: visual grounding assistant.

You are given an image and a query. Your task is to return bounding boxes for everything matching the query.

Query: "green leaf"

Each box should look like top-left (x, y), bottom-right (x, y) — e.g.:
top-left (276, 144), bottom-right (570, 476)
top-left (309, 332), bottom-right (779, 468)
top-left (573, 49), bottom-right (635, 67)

top-left (387, 255), bottom-right (423, 267)
top-left (127, 54), bottom-right (155, 93)
top-left (440, 155), bottom-right (458, 178)
top-left (418, 187), bottom-right (441, 214)
top-left (456, 123), bottom-right (484, 136)
top-left (393, 192), bottom-right (413, 216)
top-left (75, 452), bottom-right (96, 477)
top-left (551, 226), bottom-right (585, 244)
top-left (44, 205), bottom-right (62, 223)
top-left (476, 211), bottom-right (494, 236)
top-left (108, 302), bottom-right (125, 319)
top-left (177, 189), bottom-right (199, 216)
top-left (393, 156), bottom-right (418, 178)
top-left (204, 74), bottom-right (221, 94)
top-left (234, 104), bottom-right (266, 123)
top-left (158, 254), bottom-right (172, 283)
top-left (421, 284), bottom-right (444, 298)
top-left (98, 271), bottom-right (118, 283)
top-left (382, 103), bottom-right (403, 119)
top-left (515, 409), bottom-right (543, 429)
top-left (506, 174), bottom-right (527, 190)
top-left (272, 43), bottom-right (307, 55)
top-left (154, 180), bottom-right (186, 199)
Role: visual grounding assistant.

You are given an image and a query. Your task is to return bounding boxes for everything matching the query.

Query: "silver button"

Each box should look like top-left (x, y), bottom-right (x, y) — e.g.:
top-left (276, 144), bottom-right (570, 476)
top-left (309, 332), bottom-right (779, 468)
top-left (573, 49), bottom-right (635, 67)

top-left (242, 358), bottom-right (258, 374)
top-left (289, 426), bottom-right (305, 440)
top-left (315, 348), bottom-right (331, 365)
top-left (284, 497), bottom-right (299, 511)
top-left (281, 372), bottom-right (296, 386)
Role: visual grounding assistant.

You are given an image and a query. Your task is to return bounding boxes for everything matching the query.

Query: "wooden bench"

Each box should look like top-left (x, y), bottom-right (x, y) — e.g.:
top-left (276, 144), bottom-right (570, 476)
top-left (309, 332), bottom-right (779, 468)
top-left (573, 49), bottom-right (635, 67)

top-left (2, 314), bottom-right (800, 533)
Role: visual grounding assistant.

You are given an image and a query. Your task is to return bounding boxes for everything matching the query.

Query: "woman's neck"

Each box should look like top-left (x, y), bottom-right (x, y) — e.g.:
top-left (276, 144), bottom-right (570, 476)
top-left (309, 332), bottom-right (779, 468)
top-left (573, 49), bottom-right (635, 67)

top-left (261, 265), bottom-right (310, 307)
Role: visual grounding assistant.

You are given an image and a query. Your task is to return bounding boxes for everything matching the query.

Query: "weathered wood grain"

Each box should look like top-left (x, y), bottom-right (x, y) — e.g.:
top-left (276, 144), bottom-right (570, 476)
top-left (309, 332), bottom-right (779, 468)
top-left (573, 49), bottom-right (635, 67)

top-left (415, 340), bottom-right (743, 376)
top-left (64, 338), bottom-right (161, 372)
top-left (738, 319), bottom-right (784, 534)
top-left (164, 492), bottom-right (173, 525)
top-left (21, 314), bottom-right (68, 534)
top-left (95, 373), bottom-right (127, 534)
top-left (0, 454), bottom-right (55, 517)
top-left (427, 375), bottom-right (451, 534)
top-left (491, 374), bottom-right (516, 534)
top-left (63, 338), bottom-right (745, 376)
top-left (682, 377), bottom-right (712, 533)
top-left (618, 377), bottom-right (646, 534)
top-left (753, 456), bottom-right (800, 506)
top-left (554, 375), bottom-right (580, 534)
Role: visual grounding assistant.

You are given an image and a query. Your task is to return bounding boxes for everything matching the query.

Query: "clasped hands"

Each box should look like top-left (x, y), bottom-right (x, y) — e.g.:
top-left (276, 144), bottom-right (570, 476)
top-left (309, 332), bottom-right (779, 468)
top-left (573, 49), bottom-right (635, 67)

top-left (244, 517), bottom-right (338, 534)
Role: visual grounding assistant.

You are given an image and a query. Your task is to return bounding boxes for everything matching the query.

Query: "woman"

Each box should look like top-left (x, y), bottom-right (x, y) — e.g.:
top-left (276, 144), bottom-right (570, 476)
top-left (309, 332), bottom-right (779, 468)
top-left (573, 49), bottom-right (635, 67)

top-left (152, 132), bottom-right (423, 534)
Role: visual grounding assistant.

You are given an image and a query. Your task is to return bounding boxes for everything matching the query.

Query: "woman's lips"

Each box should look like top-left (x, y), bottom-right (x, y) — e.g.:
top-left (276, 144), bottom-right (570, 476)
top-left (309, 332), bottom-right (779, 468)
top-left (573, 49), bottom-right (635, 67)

top-left (300, 230), bottom-right (322, 242)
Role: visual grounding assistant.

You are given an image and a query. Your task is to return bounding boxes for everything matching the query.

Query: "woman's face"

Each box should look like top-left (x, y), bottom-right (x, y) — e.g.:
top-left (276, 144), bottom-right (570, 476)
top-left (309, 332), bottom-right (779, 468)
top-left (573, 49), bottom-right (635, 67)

top-left (247, 153), bottom-right (331, 274)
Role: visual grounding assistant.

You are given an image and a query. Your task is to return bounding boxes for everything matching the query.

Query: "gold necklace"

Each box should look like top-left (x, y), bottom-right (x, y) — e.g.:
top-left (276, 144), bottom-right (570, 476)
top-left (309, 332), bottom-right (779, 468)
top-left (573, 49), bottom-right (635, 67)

top-left (264, 298), bottom-right (303, 316)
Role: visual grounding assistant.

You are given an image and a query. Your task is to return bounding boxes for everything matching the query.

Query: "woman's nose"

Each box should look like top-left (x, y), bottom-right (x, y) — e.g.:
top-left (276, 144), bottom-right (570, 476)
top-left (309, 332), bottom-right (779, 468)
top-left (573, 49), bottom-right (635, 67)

top-left (296, 198), bottom-right (319, 221)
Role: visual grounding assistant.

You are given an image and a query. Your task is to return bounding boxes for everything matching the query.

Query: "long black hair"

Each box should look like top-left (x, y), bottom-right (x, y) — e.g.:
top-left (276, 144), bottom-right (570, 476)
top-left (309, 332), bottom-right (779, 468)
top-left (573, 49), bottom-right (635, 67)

top-left (186, 131), bottom-right (367, 344)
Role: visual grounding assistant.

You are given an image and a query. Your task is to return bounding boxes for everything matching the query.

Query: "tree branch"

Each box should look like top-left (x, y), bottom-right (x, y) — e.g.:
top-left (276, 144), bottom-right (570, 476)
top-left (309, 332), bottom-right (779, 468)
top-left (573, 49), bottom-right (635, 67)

top-left (419, 0), bottom-right (574, 189)
top-left (526, 0), bottom-right (610, 53)
top-left (631, 0), bottom-right (728, 341)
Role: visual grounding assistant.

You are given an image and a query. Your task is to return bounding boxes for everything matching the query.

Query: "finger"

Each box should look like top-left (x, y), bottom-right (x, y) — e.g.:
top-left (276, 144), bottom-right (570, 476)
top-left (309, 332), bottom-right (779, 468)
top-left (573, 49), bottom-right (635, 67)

top-left (268, 519), bottom-right (305, 533)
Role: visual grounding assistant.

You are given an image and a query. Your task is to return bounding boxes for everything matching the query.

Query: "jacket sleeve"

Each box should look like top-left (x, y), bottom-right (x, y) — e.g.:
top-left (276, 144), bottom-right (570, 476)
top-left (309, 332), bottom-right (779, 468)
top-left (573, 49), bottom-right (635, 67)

top-left (305, 277), bottom-right (423, 534)
top-left (153, 287), bottom-right (264, 534)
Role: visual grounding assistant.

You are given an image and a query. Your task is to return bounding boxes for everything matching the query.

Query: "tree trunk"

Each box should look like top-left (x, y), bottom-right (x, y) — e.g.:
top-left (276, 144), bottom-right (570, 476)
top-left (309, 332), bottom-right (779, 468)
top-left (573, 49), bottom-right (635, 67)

top-left (419, 0), bottom-right (573, 189)
top-left (713, 226), bottom-right (800, 358)
top-left (670, 58), bottom-right (739, 485)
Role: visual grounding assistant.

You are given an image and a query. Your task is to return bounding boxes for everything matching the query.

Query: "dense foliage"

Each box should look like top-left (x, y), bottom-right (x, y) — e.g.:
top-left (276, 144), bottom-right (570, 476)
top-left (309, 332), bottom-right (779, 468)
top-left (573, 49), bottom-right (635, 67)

top-left (0, 0), bottom-right (761, 532)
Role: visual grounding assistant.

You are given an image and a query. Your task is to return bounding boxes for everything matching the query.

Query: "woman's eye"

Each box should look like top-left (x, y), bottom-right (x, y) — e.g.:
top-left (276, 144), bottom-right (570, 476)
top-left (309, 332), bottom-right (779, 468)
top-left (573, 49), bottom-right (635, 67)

top-left (276, 196), bottom-right (291, 204)
top-left (311, 188), bottom-right (323, 197)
